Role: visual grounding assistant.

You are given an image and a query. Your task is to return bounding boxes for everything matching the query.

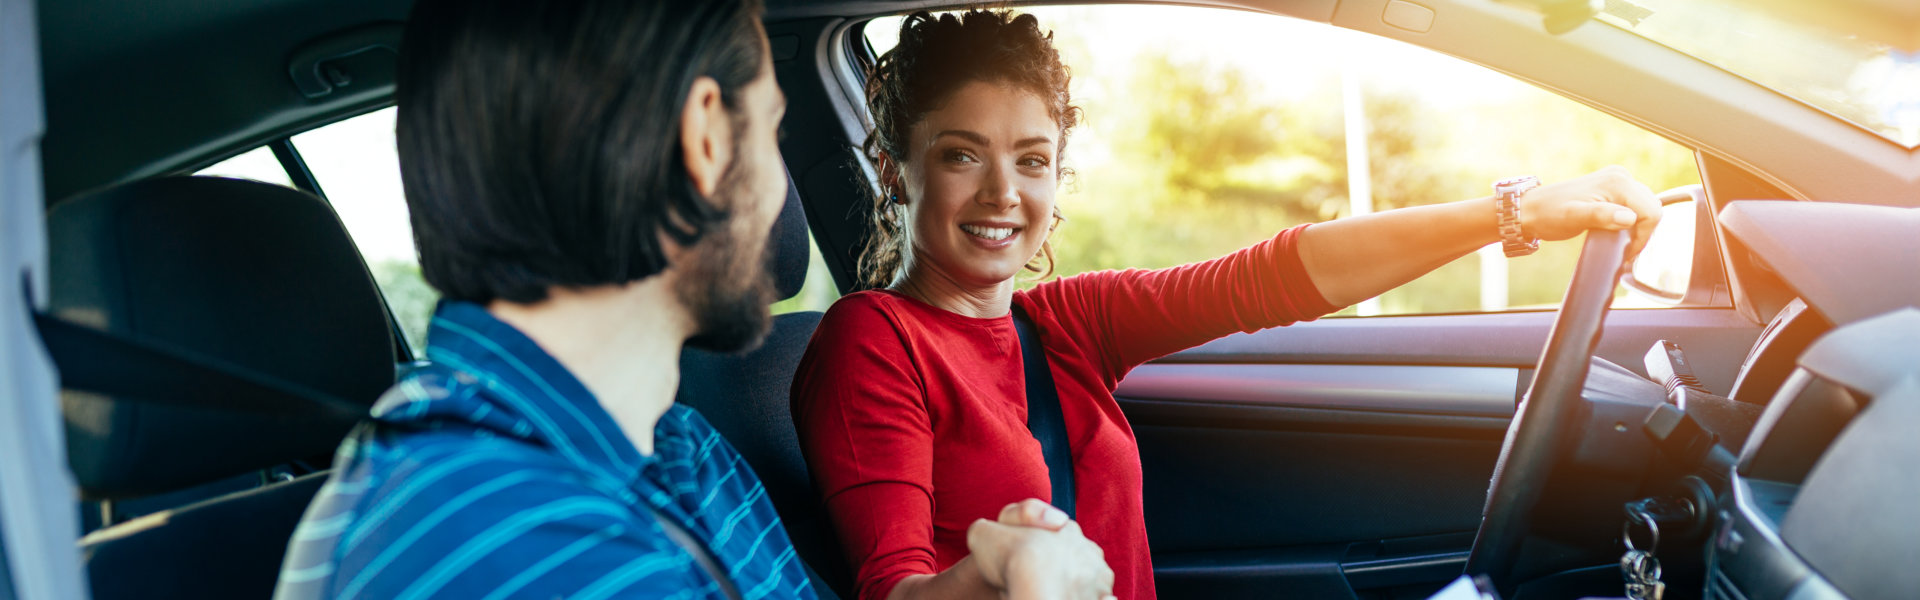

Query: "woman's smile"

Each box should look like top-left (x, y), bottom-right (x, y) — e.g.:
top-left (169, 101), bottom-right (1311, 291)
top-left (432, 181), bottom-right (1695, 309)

top-left (959, 221), bottom-right (1022, 246)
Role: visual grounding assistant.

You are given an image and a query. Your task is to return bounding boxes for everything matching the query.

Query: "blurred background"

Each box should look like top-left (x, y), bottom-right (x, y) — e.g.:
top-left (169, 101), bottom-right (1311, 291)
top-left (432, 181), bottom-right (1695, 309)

top-left (197, 3), bottom-right (1729, 355)
top-left (860, 5), bottom-right (1702, 316)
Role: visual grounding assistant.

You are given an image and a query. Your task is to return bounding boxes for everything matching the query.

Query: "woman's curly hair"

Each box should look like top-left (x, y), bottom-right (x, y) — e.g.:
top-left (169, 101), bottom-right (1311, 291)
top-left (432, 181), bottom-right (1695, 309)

top-left (857, 9), bottom-right (1081, 288)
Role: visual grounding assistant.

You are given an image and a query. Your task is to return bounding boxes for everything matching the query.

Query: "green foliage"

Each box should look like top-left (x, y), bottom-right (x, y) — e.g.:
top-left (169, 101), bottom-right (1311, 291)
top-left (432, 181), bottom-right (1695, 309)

top-left (369, 259), bottom-right (439, 356)
top-left (772, 238), bottom-right (842, 314)
top-left (1043, 46), bottom-right (1699, 315)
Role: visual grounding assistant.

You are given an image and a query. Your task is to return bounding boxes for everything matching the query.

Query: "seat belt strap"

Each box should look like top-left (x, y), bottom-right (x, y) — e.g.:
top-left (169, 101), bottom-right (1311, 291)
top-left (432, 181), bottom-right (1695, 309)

top-left (39, 310), bottom-right (754, 600)
top-left (639, 502), bottom-right (744, 600)
top-left (32, 311), bottom-right (366, 422)
top-left (1010, 305), bottom-right (1076, 520)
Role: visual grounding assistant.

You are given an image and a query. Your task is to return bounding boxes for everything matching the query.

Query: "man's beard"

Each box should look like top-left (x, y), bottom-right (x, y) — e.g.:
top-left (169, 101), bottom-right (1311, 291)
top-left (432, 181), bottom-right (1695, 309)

top-left (678, 168), bottom-right (778, 354)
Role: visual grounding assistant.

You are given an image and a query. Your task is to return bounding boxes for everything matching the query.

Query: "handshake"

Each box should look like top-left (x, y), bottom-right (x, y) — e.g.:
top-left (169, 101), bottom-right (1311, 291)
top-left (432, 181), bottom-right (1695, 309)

top-left (967, 499), bottom-right (1117, 600)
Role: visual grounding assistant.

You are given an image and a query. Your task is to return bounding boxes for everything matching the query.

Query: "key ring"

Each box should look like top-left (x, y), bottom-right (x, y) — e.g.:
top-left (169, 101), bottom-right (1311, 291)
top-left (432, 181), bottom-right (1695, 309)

top-left (1624, 506), bottom-right (1661, 554)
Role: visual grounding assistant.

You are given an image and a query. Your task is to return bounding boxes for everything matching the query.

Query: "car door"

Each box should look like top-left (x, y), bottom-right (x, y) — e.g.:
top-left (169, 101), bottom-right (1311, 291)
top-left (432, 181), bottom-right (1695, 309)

top-left (1, 0), bottom-right (90, 597)
top-left (1124, 305), bottom-right (1760, 598)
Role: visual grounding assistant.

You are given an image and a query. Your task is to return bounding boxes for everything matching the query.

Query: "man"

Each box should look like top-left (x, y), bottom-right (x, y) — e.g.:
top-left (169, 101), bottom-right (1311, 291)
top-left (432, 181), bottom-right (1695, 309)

top-left (273, 0), bottom-right (1113, 598)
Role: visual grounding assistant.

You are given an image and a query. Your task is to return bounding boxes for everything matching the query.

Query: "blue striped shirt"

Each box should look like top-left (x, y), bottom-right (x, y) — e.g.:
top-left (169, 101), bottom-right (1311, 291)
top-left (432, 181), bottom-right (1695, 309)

top-left (275, 301), bottom-right (817, 600)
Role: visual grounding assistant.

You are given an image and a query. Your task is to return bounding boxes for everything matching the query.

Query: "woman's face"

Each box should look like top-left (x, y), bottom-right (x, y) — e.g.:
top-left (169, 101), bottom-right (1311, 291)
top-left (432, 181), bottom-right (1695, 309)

top-left (897, 80), bottom-right (1060, 290)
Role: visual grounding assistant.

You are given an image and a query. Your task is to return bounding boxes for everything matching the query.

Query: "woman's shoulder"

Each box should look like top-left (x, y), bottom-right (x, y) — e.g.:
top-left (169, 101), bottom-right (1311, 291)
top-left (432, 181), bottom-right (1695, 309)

top-left (809, 288), bottom-right (993, 357)
top-left (824, 288), bottom-right (897, 311)
top-left (819, 289), bottom-right (906, 327)
top-left (809, 290), bottom-right (916, 349)
top-left (820, 288), bottom-right (987, 329)
top-left (795, 291), bottom-right (926, 397)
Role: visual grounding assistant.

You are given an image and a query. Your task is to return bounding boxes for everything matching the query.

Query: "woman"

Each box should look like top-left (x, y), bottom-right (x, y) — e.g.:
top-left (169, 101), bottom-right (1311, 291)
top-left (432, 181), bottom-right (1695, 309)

top-left (791, 10), bottom-right (1659, 600)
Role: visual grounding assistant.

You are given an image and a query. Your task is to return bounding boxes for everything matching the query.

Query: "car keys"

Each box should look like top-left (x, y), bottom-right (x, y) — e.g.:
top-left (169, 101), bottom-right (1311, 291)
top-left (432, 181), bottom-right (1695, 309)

top-left (1622, 548), bottom-right (1664, 600)
top-left (1622, 502), bottom-right (1667, 600)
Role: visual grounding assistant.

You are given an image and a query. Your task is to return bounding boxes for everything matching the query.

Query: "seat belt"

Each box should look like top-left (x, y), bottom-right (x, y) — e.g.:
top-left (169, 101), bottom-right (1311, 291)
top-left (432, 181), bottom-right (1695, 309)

top-left (638, 502), bottom-right (744, 600)
top-left (32, 311), bottom-right (366, 423)
top-left (37, 310), bottom-right (763, 599)
top-left (1010, 305), bottom-right (1076, 520)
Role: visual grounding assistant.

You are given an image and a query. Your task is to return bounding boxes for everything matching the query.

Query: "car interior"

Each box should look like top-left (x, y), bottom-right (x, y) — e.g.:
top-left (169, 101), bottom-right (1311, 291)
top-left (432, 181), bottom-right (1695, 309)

top-left (7, 0), bottom-right (1917, 599)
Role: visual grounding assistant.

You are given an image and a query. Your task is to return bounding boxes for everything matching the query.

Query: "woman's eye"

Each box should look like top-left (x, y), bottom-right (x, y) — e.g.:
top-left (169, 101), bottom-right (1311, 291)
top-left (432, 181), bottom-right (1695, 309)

top-left (1019, 156), bottom-right (1051, 168)
top-left (945, 149), bottom-right (977, 163)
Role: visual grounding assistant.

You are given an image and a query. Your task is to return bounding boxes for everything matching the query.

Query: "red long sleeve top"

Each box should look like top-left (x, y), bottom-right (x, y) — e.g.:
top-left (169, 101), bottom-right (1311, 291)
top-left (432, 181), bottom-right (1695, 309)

top-left (790, 225), bottom-right (1339, 600)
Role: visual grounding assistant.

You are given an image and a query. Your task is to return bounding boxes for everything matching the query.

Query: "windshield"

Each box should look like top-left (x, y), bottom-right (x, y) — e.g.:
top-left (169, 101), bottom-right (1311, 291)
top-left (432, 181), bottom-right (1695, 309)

top-left (1597, 0), bottom-right (1918, 147)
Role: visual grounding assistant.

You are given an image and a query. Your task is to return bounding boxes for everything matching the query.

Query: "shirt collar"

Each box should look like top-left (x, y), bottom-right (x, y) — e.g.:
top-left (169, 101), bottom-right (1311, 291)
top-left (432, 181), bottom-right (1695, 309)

top-left (413, 300), bottom-right (650, 483)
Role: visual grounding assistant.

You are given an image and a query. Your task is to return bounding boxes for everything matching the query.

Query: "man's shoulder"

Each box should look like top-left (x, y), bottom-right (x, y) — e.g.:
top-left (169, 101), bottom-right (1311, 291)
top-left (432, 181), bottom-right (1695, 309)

top-left (277, 430), bottom-right (708, 599)
top-left (651, 404), bottom-right (764, 498)
top-left (367, 426), bottom-right (598, 506)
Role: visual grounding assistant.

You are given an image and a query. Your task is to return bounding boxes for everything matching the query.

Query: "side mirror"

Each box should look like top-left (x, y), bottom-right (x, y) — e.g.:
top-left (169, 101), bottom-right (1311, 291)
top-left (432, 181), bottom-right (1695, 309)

top-left (1621, 185), bottom-right (1717, 306)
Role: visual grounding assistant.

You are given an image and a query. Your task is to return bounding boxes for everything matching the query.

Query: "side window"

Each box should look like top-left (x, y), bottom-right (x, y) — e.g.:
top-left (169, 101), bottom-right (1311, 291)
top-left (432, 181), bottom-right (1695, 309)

top-left (190, 117), bottom-right (434, 356)
top-left (866, 6), bottom-right (1700, 316)
top-left (194, 146), bottom-right (295, 188)
top-left (285, 108), bottom-right (438, 355)
top-left (773, 238), bottom-right (842, 315)
top-left (201, 107), bottom-right (842, 356)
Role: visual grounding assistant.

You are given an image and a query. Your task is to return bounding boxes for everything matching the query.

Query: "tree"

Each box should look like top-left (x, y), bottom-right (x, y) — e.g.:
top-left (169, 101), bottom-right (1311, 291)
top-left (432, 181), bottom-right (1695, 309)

top-left (1045, 44), bottom-right (1700, 315)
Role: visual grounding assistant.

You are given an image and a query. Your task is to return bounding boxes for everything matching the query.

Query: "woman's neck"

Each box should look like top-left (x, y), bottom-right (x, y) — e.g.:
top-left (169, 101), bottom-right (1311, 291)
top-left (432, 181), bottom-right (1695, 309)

top-left (892, 264), bottom-right (1015, 319)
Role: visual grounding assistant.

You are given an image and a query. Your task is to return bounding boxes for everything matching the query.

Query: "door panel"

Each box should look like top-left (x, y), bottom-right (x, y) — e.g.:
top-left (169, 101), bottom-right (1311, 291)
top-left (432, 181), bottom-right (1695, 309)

top-left (1159, 308), bottom-right (1761, 395)
top-left (1121, 364), bottom-right (1520, 418)
top-left (1124, 308), bottom-right (1762, 598)
top-left (1135, 426), bottom-right (1502, 553)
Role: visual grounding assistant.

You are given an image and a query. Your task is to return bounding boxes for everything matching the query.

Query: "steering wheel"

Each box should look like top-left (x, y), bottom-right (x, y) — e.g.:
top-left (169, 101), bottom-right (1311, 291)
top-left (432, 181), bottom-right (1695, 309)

top-left (1464, 228), bottom-right (1630, 589)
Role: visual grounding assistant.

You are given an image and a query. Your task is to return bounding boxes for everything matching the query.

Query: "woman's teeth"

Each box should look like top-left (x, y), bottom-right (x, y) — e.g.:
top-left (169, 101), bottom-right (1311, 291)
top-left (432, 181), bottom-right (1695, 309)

top-left (960, 224), bottom-right (1015, 241)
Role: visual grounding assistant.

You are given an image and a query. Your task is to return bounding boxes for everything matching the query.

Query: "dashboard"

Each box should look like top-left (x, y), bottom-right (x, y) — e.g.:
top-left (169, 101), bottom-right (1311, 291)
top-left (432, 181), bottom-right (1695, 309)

top-left (1702, 201), bottom-right (1920, 600)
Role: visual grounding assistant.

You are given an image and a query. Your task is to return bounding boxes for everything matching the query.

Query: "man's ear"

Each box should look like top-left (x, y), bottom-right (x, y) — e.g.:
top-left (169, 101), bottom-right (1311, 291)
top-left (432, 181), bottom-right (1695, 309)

top-left (681, 76), bottom-right (733, 199)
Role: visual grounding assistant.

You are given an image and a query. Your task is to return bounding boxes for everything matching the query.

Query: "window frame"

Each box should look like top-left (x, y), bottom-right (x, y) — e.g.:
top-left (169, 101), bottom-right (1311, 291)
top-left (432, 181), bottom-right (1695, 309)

top-left (832, 6), bottom-right (1723, 318)
top-left (187, 106), bottom-right (423, 362)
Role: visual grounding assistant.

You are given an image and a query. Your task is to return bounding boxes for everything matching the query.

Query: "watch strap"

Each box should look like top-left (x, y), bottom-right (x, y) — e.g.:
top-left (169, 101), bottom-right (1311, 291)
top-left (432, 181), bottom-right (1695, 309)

top-left (1495, 175), bottom-right (1540, 257)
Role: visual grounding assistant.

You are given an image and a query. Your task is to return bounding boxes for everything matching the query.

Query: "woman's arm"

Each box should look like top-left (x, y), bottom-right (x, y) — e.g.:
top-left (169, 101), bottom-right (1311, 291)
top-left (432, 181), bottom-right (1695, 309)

top-left (1298, 166), bottom-right (1659, 307)
top-left (1024, 167), bottom-right (1657, 384)
top-left (1023, 223), bottom-right (1338, 382)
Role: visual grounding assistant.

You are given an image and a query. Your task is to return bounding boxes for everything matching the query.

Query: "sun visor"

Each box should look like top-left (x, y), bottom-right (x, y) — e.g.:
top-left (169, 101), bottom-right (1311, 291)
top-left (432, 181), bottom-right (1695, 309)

top-left (1718, 201), bottom-right (1920, 326)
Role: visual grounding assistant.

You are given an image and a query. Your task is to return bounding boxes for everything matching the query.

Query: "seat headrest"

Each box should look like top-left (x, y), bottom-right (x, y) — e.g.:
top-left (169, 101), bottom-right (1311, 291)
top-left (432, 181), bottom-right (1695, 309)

top-left (770, 171), bottom-right (809, 301)
top-left (49, 176), bottom-right (394, 500)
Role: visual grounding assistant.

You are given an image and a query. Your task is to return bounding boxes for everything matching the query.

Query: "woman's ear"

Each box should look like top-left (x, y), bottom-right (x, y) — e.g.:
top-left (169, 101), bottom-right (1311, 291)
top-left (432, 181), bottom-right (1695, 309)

top-left (876, 152), bottom-right (904, 204)
top-left (680, 76), bottom-right (733, 199)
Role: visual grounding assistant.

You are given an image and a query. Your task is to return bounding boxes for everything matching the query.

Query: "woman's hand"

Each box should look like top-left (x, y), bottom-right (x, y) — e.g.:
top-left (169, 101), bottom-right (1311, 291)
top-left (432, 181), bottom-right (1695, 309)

top-left (1516, 165), bottom-right (1662, 260)
top-left (1298, 165), bottom-right (1664, 307)
top-left (968, 500), bottom-right (1115, 600)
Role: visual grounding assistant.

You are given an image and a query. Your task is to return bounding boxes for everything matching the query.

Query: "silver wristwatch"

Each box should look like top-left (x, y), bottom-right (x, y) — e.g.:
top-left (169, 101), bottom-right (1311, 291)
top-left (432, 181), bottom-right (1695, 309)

top-left (1494, 175), bottom-right (1541, 257)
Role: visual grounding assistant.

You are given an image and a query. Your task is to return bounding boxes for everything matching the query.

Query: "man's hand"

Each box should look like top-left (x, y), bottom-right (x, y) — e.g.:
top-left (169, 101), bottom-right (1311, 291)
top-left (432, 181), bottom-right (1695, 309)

top-left (967, 500), bottom-right (1115, 600)
top-left (996, 498), bottom-right (1071, 531)
top-left (1516, 165), bottom-right (1662, 260)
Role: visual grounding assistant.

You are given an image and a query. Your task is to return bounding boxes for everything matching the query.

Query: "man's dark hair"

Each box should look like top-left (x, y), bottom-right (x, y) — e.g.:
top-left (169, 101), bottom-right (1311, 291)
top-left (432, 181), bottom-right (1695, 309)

top-left (397, 0), bottom-right (766, 304)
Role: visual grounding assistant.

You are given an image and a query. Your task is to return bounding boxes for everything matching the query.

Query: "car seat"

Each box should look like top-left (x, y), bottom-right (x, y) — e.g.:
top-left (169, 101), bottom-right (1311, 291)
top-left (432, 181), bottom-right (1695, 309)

top-left (675, 174), bottom-right (853, 599)
top-left (47, 176), bottom-right (394, 599)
